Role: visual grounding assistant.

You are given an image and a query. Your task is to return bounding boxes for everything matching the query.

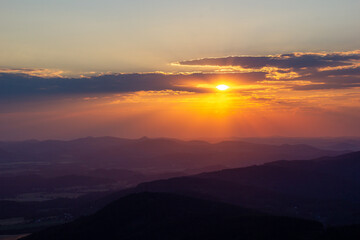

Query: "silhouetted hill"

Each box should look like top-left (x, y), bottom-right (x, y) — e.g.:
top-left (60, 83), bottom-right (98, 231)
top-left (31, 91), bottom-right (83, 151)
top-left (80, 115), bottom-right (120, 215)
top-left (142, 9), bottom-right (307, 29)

top-left (22, 192), bottom-right (324, 240)
top-left (199, 151), bottom-right (360, 201)
top-left (2, 151), bottom-right (359, 235)
top-left (99, 151), bottom-right (360, 225)
top-left (321, 224), bottom-right (360, 240)
top-left (0, 137), bottom-right (356, 235)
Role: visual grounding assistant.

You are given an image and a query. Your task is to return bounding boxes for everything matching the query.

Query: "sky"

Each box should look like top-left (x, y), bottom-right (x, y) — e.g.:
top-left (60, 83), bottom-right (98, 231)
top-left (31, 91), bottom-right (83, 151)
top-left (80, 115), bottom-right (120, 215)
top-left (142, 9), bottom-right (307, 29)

top-left (1, 0), bottom-right (360, 140)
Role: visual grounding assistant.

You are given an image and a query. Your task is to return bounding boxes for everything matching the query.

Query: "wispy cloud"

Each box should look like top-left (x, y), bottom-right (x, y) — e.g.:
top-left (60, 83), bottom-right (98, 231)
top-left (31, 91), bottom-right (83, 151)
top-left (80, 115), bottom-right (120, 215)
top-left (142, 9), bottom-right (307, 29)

top-left (0, 68), bottom-right (65, 78)
top-left (177, 50), bottom-right (360, 70)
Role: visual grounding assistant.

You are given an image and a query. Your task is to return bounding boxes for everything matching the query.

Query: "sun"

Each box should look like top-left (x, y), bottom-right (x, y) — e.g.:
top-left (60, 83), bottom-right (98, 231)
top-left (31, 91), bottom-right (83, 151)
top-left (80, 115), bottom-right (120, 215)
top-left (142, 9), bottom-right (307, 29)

top-left (216, 84), bottom-right (229, 91)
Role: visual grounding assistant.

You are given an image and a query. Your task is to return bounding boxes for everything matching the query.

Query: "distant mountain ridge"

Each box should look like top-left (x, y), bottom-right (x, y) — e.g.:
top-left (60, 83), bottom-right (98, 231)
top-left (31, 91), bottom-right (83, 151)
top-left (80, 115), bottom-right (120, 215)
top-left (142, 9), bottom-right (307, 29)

top-left (237, 137), bottom-right (360, 151)
top-left (0, 136), bottom-right (346, 172)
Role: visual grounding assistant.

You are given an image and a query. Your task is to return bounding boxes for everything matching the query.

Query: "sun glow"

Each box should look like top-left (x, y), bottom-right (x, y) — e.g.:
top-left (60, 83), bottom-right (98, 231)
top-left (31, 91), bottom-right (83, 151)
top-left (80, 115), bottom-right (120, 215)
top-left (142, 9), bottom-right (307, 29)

top-left (216, 84), bottom-right (229, 91)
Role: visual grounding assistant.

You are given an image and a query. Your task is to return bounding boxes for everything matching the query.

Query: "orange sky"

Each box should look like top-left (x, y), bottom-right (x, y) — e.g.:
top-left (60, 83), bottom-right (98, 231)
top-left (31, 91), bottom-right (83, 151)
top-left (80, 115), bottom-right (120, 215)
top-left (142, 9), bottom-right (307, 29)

top-left (1, 1), bottom-right (360, 140)
top-left (1, 50), bottom-right (360, 140)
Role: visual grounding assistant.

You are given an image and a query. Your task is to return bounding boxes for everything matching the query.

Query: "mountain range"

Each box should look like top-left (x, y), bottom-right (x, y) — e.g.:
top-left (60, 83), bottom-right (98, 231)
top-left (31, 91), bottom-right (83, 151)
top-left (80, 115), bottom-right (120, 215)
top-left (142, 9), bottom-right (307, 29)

top-left (1, 138), bottom-right (359, 239)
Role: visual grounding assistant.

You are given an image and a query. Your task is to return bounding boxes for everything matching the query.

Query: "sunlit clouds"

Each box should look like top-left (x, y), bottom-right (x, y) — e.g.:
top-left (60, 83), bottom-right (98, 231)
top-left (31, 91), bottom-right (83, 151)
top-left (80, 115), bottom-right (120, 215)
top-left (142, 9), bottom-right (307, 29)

top-left (2, 49), bottom-right (360, 139)
top-left (177, 50), bottom-right (360, 90)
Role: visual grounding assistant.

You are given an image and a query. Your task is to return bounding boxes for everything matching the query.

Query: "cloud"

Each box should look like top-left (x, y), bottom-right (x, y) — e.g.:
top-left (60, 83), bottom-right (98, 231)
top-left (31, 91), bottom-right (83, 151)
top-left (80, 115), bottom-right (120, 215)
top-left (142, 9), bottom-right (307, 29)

top-left (0, 68), bottom-right (65, 78)
top-left (2, 49), bottom-right (360, 101)
top-left (293, 83), bottom-right (360, 91)
top-left (178, 50), bottom-right (360, 90)
top-left (178, 50), bottom-right (360, 69)
top-left (0, 71), bottom-right (267, 99)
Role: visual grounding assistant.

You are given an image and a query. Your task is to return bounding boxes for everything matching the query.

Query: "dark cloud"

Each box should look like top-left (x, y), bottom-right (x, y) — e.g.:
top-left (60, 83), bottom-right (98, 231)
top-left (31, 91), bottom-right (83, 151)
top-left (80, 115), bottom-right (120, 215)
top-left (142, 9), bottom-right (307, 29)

top-left (316, 66), bottom-right (360, 77)
top-left (295, 66), bottom-right (360, 89)
top-left (0, 71), bottom-right (266, 99)
top-left (293, 83), bottom-right (360, 91)
top-left (178, 51), bottom-right (360, 69)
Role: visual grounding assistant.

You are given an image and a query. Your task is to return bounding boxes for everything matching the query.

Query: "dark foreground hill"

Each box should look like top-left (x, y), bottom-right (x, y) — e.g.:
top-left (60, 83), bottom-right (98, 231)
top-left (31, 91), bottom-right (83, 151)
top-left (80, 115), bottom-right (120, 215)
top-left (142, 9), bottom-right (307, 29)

top-left (22, 192), bottom-right (325, 240)
top-left (98, 151), bottom-right (360, 226)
